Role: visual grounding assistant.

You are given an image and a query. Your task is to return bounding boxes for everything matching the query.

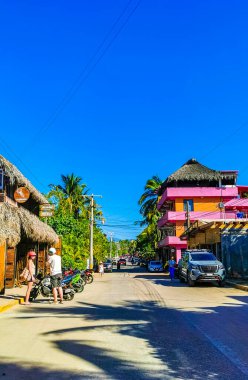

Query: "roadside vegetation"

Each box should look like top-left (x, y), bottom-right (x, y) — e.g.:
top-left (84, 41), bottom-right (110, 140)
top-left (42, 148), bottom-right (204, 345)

top-left (46, 174), bottom-right (109, 269)
top-left (136, 175), bottom-right (163, 258)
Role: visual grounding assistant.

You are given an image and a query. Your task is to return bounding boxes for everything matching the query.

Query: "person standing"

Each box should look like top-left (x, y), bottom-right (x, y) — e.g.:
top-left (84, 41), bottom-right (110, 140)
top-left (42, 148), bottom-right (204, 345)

top-left (23, 251), bottom-right (36, 305)
top-left (47, 247), bottom-right (63, 304)
top-left (168, 256), bottom-right (176, 281)
top-left (98, 261), bottom-right (104, 276)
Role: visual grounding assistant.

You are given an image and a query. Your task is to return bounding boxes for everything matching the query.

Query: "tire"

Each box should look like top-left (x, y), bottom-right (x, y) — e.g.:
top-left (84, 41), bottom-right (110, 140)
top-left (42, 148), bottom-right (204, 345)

top-left (218, 280), bottom-right (226, 287)
top-left (73, 283), bottom-right (84, 293)
top-left (187, 272), bottom-right (195, 287)
top-left (86, 274), bottom-right (93, 284)
top-left (64, 292), bottom-right (75, 301)
top-left (179, 275), bottom-right (185, 283)
top-left (30, 287), bottom-right (39, 301)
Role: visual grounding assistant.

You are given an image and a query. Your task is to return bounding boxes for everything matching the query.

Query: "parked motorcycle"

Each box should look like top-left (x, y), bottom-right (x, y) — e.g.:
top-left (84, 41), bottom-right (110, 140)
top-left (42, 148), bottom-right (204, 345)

top-left (82, 269), bottom-right (94, 284)
top-left (62, 272), bottom-right (84, 293)
top-left (30, 274), bottom-right (75, 302)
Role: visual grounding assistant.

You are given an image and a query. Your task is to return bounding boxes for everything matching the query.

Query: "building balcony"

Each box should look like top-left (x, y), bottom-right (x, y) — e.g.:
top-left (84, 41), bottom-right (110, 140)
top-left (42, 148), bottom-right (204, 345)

top-left (158, 210), bottom-right (238, 227)
top-left (158, 187), bottom-right (238, 211)
top-left (158, 236), bottom-right (187, 248)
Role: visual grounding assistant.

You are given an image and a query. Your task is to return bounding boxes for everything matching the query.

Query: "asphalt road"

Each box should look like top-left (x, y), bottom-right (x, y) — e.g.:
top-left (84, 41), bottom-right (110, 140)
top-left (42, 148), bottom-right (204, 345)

top-left (1, 263), bottom-right (248, 379)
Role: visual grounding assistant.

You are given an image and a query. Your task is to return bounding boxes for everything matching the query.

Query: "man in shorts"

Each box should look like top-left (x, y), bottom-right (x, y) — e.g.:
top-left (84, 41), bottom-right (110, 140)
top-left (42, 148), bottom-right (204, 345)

top-left (47, 247), bottom-right (63, 304)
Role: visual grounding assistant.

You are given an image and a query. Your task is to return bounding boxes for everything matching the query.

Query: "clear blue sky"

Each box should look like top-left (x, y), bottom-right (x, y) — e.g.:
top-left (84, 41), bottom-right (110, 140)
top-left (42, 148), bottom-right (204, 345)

top-left (1, 0), bottom-right (248, 240)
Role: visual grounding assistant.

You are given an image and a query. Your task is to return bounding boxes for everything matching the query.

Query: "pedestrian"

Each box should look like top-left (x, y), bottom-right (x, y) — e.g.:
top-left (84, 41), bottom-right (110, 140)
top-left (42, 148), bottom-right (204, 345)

top-left (168, 256), bottom-right (176, 281)
top-left (47, 247), bottom-right (63, 304)
top-left (117, 261), bottom-right (120, 270)
top-left (98, 261), bottom-right (104, 276)
top-left (23, 251), bottom-right (37, 305)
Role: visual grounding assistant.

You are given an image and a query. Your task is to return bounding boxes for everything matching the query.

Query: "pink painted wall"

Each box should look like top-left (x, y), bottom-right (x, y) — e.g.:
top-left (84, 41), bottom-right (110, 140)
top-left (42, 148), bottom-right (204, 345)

top-left (158, 210), bottom-right (238, 227)
top-left (158, 236), bottom-right (187, 247)
top-left (158, 187), bottom-right (238, 210)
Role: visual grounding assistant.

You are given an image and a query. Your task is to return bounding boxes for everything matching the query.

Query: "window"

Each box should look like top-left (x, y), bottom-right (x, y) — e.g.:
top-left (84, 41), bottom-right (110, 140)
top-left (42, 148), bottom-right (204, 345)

top-left (183, 199), bottom-right (194, 211)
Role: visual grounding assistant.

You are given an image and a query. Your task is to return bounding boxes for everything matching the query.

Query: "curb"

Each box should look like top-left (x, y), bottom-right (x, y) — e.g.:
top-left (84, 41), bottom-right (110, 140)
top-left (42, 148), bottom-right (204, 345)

top-left (0, 297), bottom-right (25, 313)
top-left (226, 281), bottom-right (248, 292)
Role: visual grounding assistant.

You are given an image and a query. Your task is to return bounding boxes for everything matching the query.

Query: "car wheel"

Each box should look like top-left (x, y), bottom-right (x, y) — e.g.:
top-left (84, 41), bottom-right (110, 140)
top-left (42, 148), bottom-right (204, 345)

top-left (187, 272), bottom-right (195, 287)
top-left (218, 280), bottom-right (226, 287)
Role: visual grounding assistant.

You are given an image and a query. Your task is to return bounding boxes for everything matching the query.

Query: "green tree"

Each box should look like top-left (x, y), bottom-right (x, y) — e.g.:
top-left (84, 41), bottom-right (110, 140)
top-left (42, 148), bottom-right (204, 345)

top-left (137, 175), bottom-right (163, 252)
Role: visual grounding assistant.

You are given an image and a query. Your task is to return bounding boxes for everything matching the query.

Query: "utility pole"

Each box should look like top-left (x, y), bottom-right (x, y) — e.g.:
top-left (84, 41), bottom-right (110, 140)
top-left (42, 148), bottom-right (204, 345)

top-left (109, 232), bottom-right (114, 259)
top-left (82, 194), bottom-right (102, 269)
top-left (186, 201), bottom-right (190, 229)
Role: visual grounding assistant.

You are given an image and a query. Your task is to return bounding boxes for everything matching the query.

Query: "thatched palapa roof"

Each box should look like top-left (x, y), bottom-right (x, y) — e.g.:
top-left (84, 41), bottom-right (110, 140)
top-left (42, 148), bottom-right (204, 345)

top-left (166, 158), bottom-right (221, 183)
top-left (0, 203), bottom-right (58, 247)
top-left (0, 154), bottom-right (47, 204)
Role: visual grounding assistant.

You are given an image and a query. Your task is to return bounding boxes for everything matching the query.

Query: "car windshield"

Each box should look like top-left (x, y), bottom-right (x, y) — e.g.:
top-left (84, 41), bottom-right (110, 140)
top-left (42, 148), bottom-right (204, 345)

top-left (190, 253), bottom-right (216, 261)
top-left (150, 261), bottom-right (161, 265)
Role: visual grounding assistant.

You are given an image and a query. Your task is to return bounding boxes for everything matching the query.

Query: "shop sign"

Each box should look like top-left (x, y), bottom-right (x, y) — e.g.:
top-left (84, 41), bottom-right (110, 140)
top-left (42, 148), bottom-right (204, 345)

top-left (39, 203), bottom-right (55, 211)
top-left (39, 210), bottom-right (54, 217)
top-left (14, 187), bottom-right (30, 203)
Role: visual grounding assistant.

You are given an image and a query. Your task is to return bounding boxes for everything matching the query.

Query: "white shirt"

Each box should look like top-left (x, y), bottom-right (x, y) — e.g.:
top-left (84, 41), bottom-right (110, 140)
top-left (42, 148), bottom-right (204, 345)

top-left (48, 254), bottom-right (62, 276)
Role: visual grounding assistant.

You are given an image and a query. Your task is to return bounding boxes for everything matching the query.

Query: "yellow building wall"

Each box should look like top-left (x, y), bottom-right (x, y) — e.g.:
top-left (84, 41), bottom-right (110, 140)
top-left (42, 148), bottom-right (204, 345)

top-left (175, 197), bottom-right (220, 212)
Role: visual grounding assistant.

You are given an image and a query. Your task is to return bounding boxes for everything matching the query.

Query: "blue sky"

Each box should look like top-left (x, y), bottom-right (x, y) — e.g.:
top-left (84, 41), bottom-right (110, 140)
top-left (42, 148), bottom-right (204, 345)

top-left (1, 0), bottom-right (248, 239)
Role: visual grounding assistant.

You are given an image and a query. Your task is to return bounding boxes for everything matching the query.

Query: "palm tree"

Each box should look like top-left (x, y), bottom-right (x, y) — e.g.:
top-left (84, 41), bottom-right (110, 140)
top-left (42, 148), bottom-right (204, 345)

top-left (48, 173), bottom-right (88, 218)
top-left (137, 175), bottom-right (163, 252)
top-left (138, 175), bottom-right (163, 225)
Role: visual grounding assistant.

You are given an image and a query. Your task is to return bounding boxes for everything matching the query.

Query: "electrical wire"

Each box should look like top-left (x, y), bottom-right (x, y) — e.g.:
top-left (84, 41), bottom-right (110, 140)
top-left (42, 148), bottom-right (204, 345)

top-left (28, 0), bottom-right (143, 146)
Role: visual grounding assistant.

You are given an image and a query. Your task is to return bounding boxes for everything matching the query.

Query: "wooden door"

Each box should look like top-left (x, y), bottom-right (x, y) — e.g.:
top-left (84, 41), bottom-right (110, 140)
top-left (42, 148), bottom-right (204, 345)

top-left (5, 247), bottom-right (16, 289)
top-left (0, 242), bottom-right (6, 294)
top-left (38, 245), bottom-right (46, 275)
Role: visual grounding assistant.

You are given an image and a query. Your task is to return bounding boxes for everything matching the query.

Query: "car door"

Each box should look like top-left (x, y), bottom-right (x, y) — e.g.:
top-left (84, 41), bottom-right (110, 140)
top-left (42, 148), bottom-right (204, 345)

top-left (181, 254), bottom-right (189, 278)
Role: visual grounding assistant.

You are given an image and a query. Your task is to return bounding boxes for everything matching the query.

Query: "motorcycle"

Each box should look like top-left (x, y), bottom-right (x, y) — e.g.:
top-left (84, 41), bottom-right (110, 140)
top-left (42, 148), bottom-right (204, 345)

top-left (82, 269), bottom-right (94, 284)
top-left (62, 272), bottom-right (84, 293)
top-left (30, 274), bottom-right (75, 302)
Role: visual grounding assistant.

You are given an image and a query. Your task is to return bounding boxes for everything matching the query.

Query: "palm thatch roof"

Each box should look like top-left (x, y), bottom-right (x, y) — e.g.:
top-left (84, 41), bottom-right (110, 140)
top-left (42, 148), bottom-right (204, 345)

top-left (0, 203), bottom-right (21, 246)
top-left (166, 158), bottom-right (221, 183)
top-left (0, 203), bottom-right (58, 246)
top-left (158, 158), bottom-right (222, 195)
top-left (0, 154), bottom-right (47, 204)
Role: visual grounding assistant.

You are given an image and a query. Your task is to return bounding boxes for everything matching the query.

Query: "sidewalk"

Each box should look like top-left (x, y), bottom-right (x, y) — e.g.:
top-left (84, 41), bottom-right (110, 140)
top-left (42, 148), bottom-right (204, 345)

top-left (226, 279), bottom-right (248, 292)
top-left (0, 285), bottom-right (26, 313)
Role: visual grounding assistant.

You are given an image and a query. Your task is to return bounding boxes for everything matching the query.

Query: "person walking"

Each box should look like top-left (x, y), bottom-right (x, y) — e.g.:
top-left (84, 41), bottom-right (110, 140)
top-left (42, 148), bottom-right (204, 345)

top-left (23, 251), bottom-right (36, 305)
top-left (168, 256), bottom-right (176, 281)
top-left (47, 247), bottom-right (63, 304)
top-left (98, 261), bottom-right (104, 277)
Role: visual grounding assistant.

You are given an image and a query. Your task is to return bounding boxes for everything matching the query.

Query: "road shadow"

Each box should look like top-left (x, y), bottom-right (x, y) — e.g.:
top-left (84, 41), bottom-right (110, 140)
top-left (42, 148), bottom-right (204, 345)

top-left (10, 291), bottom-right (248, 380)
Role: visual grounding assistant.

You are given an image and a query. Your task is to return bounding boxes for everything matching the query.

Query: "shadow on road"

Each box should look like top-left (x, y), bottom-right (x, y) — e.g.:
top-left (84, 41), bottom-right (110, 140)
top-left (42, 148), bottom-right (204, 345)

top-left (4, 289), bottom-right (248, 380)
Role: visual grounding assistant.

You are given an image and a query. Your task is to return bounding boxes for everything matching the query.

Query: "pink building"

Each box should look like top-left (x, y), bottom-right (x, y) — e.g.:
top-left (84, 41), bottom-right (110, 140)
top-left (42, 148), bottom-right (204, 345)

top-left (157, 159), bottom-right (245, 262)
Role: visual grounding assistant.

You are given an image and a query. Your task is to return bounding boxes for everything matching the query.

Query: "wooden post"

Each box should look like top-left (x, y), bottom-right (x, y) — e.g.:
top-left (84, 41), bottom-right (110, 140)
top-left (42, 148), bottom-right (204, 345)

top-left (0, 241), bottom-right (6, 294)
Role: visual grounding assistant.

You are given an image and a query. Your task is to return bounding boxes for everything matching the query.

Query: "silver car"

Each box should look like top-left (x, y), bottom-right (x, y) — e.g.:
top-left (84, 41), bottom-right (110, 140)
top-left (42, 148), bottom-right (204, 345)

top-left (179, 250), bottom-right (226, 287)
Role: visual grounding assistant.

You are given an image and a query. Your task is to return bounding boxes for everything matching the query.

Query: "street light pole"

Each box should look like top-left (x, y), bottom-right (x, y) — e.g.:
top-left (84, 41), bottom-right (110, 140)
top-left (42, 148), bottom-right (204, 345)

top-left (82, 194), bottom-right (102, 269)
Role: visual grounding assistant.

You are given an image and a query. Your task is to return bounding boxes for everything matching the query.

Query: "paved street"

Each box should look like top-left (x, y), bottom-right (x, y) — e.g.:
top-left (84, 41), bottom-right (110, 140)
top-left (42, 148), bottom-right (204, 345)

top-left (1, 264), bottom-right (248, 379)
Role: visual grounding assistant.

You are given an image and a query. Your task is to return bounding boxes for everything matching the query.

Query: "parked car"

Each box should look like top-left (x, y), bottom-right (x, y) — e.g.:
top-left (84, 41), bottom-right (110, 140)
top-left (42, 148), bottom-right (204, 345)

top-left (118, 258), bottom-right (126, 266)
top-left (131, 257), bottom-right (140, 265)
top-left (139, 259), bottom-right (147, 267)
top-left (103, 260), bottom-right (113, 272)
top-left (112, 257), bottom-right (119, 265)
top-left (179, 250), bottom-right (226, 287)
top-left (148, 261), bottom-right (163, 272)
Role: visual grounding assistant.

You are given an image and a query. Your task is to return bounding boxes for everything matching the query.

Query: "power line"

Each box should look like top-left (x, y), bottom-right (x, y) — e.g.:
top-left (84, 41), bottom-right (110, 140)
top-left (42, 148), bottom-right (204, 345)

top-left (28, 0), bottom-right (143, 147)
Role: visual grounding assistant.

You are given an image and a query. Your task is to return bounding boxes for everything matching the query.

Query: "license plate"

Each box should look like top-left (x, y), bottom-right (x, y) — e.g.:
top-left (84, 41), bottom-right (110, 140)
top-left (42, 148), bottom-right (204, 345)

top-left (205, 273), bottom-right (212, 276)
